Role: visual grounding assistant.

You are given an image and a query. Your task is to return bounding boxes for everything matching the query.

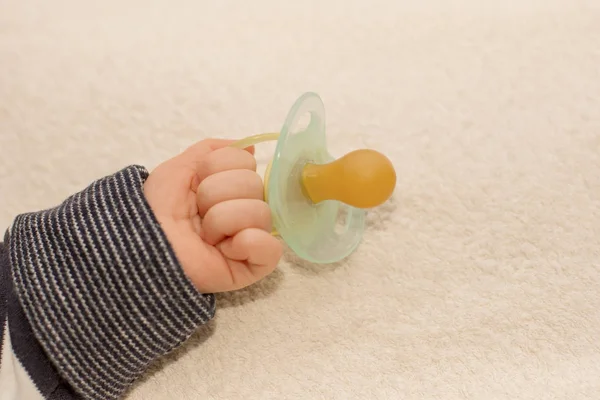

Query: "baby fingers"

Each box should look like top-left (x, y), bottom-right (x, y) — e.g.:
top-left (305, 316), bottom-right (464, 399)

top-left (201, 199), bottom-right (272, 246)
top-left (196, 169), bottom-right (264, 217)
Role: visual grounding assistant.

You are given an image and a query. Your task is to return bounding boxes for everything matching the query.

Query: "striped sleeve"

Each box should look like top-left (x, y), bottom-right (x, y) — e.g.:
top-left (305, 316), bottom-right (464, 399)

top-left (0, 165), bottom-right (216, 400)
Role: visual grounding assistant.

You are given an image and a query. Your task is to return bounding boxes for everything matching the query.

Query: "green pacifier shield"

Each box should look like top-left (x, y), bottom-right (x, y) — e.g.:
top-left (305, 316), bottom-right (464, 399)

top-left (267, 92), bottom-right (366, 264)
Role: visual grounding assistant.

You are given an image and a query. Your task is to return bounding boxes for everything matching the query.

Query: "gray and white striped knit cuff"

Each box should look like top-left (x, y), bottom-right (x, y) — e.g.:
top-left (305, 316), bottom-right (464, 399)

top-left (8, 165), bottom-right (216, 400)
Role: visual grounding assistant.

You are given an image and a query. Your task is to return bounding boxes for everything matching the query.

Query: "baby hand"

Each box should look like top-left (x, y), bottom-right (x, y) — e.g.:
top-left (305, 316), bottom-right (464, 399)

top-left (143, 139), bottom-right (283, 293)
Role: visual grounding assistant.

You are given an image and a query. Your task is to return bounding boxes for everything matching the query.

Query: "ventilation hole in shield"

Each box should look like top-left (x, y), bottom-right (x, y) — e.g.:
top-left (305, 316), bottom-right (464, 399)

top-left (291, 112), bottom-right (311, 135)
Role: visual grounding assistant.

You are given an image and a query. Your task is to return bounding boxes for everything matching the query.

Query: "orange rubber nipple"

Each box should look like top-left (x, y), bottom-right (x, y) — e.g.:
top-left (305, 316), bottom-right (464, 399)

top-left (301, 149), bottom-right (396, 208)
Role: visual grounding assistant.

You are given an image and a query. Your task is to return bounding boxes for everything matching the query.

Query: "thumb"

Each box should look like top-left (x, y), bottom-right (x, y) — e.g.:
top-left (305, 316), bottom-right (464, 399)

top-left (216, 228), bottom-right (283, 289)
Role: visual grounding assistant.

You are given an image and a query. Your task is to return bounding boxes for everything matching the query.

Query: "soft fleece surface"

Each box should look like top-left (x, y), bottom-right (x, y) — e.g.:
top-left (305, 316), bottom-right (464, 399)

top-left (2, 1), bottom-right (600, 399)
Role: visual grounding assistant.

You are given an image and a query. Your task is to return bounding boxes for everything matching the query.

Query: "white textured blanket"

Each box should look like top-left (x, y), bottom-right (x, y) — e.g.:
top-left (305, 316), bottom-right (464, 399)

top-left (1, 1), bottom-right (600, 399)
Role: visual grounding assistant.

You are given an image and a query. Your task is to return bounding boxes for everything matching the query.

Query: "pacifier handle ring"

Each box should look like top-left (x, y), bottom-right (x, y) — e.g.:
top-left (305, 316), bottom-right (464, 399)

top-left (230, 133), bottom-right (280, 149)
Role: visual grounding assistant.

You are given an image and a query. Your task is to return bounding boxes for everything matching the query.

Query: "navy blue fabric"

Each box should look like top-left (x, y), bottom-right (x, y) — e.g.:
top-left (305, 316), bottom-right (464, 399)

top-left (0, 232), bottom-right (8, 364)
top-left (2, 230), bottom-right (77, 398)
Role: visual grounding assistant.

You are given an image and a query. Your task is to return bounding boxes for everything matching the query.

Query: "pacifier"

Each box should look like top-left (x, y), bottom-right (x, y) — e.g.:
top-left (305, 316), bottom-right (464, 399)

top-left (231, 92), bottom-right (396, 264)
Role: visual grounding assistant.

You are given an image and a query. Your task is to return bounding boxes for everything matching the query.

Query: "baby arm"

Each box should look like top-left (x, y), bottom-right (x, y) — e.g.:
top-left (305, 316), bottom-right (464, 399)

top-left (0, 139), bottom-right (282, 399)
